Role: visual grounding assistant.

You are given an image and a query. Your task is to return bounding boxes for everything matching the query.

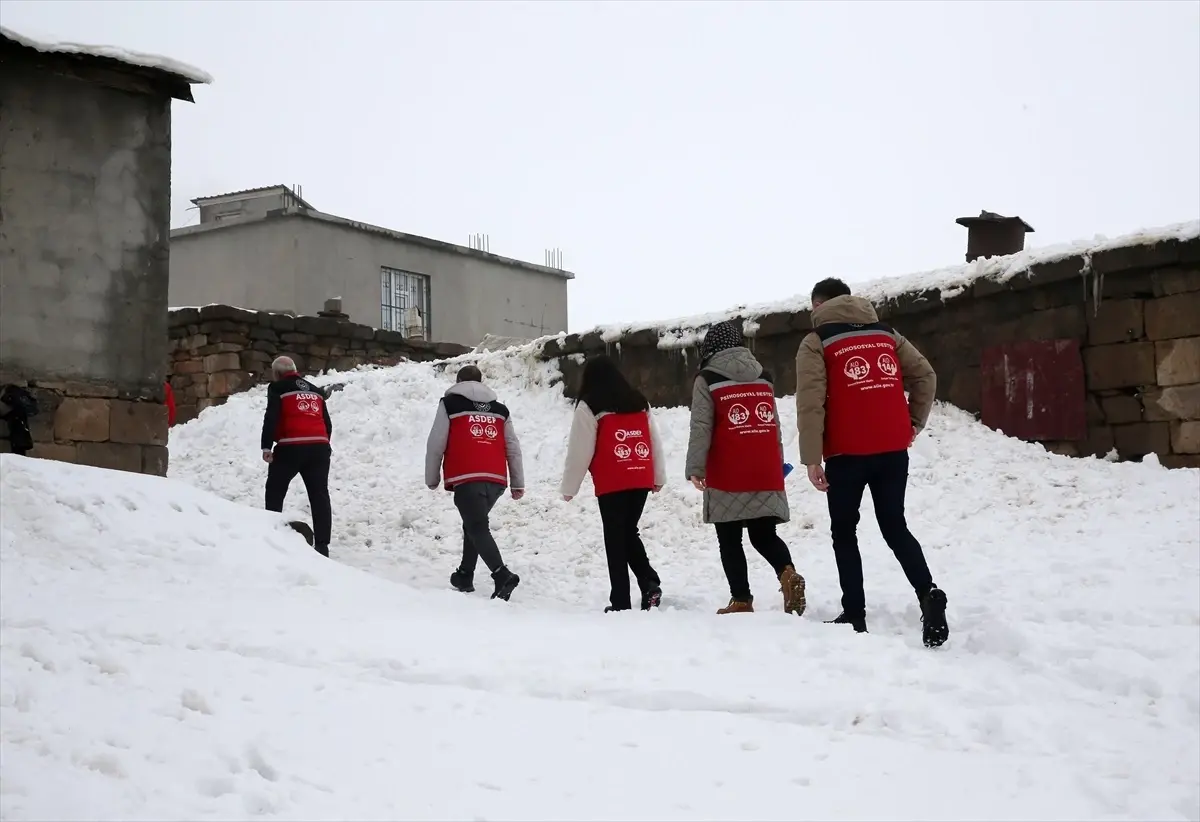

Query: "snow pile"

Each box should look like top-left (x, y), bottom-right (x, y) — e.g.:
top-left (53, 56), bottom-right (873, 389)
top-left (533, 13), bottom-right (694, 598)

top-left (574, 219), bottom-right (1200, 347)
top-left (0, 25), bottom-right (213, 85)
top-left (3, 345), bottom-right (1199, 819)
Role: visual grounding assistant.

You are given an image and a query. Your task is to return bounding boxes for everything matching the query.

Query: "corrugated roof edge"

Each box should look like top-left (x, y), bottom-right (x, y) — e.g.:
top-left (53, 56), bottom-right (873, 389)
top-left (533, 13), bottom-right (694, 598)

top-left (170, 207), bottom-right (576, 281)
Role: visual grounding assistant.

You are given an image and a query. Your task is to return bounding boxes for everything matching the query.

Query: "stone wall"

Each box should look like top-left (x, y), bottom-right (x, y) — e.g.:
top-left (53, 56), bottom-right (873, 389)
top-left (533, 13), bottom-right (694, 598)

top-left (0, 380), bottom-right (168, 473)
top-left (0, 42), bottom-right (178, 474)
top-left (539, 233), bottom-right (1200, 468)
top-left (167, 305), bottom-right (471, 423)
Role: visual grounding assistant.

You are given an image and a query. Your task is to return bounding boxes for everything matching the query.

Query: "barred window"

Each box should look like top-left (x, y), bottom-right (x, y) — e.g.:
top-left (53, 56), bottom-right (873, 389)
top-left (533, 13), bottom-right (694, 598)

top-left (380, 267), bottom-right (431, 339)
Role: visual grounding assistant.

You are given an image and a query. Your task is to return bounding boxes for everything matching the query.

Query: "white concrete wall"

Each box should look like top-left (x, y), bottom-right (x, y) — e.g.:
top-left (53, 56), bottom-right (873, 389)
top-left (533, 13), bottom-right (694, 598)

top-left (168, 216), bottom-right (570, 346)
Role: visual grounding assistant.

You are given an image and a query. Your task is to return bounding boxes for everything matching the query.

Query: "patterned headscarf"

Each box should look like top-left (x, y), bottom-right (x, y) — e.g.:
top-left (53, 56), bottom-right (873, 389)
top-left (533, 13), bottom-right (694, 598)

top-left (700, 320), bottom-right (744, 363)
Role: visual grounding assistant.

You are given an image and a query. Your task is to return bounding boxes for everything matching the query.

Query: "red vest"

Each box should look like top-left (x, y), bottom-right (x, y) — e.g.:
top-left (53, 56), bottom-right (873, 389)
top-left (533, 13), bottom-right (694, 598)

top-left (589, 410), bottom-right (656, 496)
top-left (442, 393), bottom-right (510, 489)
top-left (817, 322), bottom-right (913, 459)
top-left (701, 371), bottom-right (785, 493)
top-left (275, 374), bottom-right (330, 445)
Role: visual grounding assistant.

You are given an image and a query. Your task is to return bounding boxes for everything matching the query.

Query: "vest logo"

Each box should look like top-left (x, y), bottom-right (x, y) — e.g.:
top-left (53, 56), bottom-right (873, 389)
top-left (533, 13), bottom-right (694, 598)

top-left (634, 442), bottom-right (650, 459)
top-left (614, 444), bottom-right (632, 459)
top-left (468, 422), bottom-right (500, 439)
top-left (297, 380), bottom-right (312, 390)
top-left (844, 356), bottom-right (871, 381)
top-left (755, 402), bottom-right (774, 423)
top-left (470, 423), bottom-right (484, 437)
top-left (294, 392), bottom-right (323, 413)
top-left (877, 353), bottom-right (898, 377)
top-left (727, 403), bottom-right (751, 426)
top-left (473, 402), bottom-right (491, 412)
top-left (485, 424), bottom-right (498, 439)
top-left (614, 428), bottom-right (644, 442)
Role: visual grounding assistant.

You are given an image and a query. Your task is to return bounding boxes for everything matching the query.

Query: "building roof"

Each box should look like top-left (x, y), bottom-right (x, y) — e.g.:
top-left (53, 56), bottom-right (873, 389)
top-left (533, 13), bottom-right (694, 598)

top-left (192, 185), bottom-right (315, 212)
top-left (171, 202), bottom-right (576, 281)
top-left (0, 25), bottom-right (212, 84)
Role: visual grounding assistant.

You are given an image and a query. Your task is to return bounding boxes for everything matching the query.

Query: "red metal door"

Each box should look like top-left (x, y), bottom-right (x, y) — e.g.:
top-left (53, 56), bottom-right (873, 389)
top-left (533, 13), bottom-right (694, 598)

top-left (980, 339), bottom-right (1086, 441)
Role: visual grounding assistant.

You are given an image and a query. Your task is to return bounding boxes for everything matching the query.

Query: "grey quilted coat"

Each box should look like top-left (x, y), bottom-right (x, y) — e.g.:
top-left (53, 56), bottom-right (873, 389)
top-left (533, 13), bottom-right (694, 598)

top-left (684, 346), bottom-right (790, 525)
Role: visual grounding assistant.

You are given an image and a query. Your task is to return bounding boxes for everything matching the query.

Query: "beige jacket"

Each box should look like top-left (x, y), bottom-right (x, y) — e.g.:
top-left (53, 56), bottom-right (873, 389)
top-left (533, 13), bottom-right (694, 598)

top-left (794, 295), bottom-right (937, 466)
top-left (559, 401), bottom-right (668, 497)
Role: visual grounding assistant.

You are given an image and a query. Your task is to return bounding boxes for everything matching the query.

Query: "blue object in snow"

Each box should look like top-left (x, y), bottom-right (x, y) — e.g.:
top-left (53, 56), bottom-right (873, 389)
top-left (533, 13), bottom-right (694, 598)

top-left (783, 462), bottom-right (794, 478)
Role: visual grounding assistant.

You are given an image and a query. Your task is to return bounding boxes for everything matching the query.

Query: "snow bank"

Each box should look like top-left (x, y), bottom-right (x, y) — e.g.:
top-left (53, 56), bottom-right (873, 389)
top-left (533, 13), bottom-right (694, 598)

top-left (158, 349), bottom-right (1200, 817)
top-left (577, 219), bottom-right (1200, 345)
top-left (0, 25), bottom-right (213, 85)
top-left (6, 381), bottom-right (1200, 819)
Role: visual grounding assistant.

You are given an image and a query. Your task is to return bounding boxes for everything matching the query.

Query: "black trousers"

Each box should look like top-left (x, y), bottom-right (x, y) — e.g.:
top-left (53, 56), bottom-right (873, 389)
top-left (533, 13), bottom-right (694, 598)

top-left (824, 450), bottom-right (935, 617)
top-left (714, 517), bottom-right (793, 602)
top-left (265, 443), bottom-right (332, 547)
top-left (597, 488), bottom-right (661, 610)
top-left (453, 481), bottom-right (507, 576)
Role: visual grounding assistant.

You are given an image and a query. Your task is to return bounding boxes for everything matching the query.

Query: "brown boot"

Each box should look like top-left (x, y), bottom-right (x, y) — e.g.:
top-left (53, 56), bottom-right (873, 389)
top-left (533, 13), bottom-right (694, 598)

top-left (780, 565), bottom-right (807, 616)
top-left (717, 597), bottom-right (754, 614)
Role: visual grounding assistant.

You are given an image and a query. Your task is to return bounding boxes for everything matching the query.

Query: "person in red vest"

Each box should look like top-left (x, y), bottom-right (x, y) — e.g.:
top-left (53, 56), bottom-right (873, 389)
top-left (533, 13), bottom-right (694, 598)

top-left (261, 356), bottom-right (334, 557)
top-left (164, 381), bottom-right (176, 427)
top-left (560, 355), bottom-right (667, 613)
top-left (685, 321), bottom-right (807, 617)
top-left (425, 365), bottom-right (524, 601)
top-left (794, 277), bottom-right (948, 648)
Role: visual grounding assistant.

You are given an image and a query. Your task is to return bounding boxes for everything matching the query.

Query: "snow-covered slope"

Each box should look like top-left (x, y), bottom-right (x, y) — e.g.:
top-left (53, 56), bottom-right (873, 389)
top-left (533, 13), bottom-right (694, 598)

top-left (4, 345), bottom-right (1199, 820)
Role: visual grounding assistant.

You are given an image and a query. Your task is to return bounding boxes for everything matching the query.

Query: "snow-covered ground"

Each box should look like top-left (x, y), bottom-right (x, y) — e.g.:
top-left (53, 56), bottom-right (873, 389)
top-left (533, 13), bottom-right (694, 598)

top-left (3, 346), bottom-right (1199, 821)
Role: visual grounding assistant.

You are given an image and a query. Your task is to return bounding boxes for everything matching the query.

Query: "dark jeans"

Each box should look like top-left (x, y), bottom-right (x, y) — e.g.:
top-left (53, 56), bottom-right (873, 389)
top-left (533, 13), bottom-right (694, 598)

top-left (597, 489), bottom-right (661, 610)
top-left (824, 450), bottom-right (934, 616)
top-left (265, 443), bottom-right (332, 547)
top-left (714, 517), bottom-right (793, 602)
top-left (453, 481), bottom-right (507, 576)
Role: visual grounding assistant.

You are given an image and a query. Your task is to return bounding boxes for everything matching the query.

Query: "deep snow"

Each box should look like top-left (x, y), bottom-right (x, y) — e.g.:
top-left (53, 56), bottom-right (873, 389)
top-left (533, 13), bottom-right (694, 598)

top-left (3, 345), bottom-right (1199, 820)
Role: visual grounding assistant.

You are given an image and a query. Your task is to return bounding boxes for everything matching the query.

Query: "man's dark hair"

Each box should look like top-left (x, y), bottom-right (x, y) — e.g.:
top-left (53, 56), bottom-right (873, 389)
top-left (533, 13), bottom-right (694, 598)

top-left (811, 277), bottom-right (852, 304)
top-left (456, 365), bottom-right (483, 383)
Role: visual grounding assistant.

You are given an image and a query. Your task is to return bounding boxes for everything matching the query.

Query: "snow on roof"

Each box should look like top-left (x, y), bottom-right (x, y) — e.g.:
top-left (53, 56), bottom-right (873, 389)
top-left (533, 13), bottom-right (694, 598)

top-left (0, 25), bottom-right (213, 85)
top-left (582, 218), bottom-right (1200, 346)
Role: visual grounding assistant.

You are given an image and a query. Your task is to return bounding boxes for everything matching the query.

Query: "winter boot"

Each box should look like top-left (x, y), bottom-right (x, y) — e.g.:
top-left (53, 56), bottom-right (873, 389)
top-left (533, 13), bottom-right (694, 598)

top-left (604, 605), bottom-right (629, 613)
top-left (314, 543), bottom-right (330, 558)
top-left (717, 597), bottom-right (754, 615)
top-left (920, 587), bottom-right (949, 648)
top-left (449, 568), bottom-right (474, 593)
top-left (640, 588), bottom-right (663, 611)
top-left (491, 567), bottom-right (520, 601)
top-left (779, 565), bottom-right (807, 616)
top-left (826, 612), bottom-right (868, 633)
top-left (287, 520), bottom-right (314, 546)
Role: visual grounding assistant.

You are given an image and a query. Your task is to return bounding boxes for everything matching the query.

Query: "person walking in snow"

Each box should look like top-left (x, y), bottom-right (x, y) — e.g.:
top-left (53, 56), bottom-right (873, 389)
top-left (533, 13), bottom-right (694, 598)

top-left (261, 356), bottom-right (334, 557)
top-left (425, 365), bottom-right (524, 601)
top-left (794, 277), bottom-right (949, 647)
top-left (560, 355), bottom-right (667, 613)
top-left (685, 320), bottom-right (807, 616)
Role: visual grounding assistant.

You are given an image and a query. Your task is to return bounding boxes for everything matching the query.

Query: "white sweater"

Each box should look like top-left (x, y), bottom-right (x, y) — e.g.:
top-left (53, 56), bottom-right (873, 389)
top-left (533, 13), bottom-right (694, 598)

top-left (559, 402), bottom-right (668, 497)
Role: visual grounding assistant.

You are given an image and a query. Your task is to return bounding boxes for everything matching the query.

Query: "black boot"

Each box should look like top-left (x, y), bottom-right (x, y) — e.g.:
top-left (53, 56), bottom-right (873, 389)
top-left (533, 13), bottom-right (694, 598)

top-left (491, 567), bottom-right (520, 601)
top-left (314, 543), bottom-right (329, 558)
top-left (640, 588), bottom-right (662, 610)
top-left (920, 588), bottom-right (949, 648)
top-left (826, 612), bottom-right (868, 633)
top-left (449, 568), bottom-right (474, 593)
top-left (288, 521), bottom-right (314, 546)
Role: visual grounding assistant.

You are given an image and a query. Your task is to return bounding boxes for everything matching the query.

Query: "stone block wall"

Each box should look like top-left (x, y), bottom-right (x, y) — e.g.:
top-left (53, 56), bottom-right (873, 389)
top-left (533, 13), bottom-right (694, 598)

top-left (167, 305), bottom-right (472, 423)
top-left (0, 379), bottom-right (169, 474)
top-left (538, 233), bottom-right (1200, 468)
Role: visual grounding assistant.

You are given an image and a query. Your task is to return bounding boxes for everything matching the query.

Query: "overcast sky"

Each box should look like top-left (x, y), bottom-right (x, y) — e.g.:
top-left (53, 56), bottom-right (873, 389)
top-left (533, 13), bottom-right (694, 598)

top-left (5, 0), bottom-right (1199, 332)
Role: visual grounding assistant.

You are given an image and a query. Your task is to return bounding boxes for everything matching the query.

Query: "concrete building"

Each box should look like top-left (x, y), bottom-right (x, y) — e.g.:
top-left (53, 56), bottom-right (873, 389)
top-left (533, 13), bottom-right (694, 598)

top-left (168, 186), bottom-right (574, 347)
top-left (0, 26), bottom-right (210, 474)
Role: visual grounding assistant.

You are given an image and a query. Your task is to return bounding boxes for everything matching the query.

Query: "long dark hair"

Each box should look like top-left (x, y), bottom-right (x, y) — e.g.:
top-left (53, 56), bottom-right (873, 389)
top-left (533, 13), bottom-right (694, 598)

top-left (575, 354), bottom-right (649, 414)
